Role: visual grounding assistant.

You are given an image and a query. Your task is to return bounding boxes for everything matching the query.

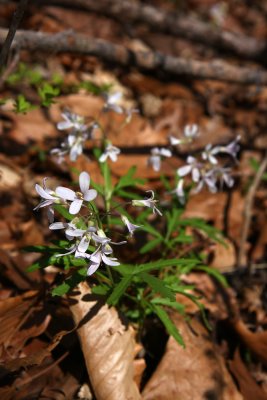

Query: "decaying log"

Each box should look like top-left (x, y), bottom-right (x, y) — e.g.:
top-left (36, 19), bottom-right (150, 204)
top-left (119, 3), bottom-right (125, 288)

top-left (1, 29), bottom-right (267, 85)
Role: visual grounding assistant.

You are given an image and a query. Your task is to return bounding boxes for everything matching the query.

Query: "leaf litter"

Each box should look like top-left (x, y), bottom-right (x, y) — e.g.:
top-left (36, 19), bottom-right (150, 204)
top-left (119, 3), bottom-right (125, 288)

top-left (1, 0), bottom-right (267, 398)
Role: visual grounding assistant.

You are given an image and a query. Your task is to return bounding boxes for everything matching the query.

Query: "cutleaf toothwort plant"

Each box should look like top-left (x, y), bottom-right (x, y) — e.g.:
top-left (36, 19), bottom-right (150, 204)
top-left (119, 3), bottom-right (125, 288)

top-left (32, 89), bottom-right (238, 346)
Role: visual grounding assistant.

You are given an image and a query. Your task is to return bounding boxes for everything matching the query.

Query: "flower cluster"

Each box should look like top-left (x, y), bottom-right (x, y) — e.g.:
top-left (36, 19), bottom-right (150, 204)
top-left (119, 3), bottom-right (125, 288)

top-left (51, 92), bottom-right (137, 164)
top-left (35, 171), bottom-right (162, 275)
top-left (175, 134), bottom-right (240, 202)
top-left (145, 122), bottom-right (240, 203)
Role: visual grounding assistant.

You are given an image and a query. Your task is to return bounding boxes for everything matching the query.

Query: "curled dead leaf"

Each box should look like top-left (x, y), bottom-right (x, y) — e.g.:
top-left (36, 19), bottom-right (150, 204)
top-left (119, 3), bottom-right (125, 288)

top-left (69, 282), bottom-right (141, 400)
top-left (142, 316), bottom-right (243, 400)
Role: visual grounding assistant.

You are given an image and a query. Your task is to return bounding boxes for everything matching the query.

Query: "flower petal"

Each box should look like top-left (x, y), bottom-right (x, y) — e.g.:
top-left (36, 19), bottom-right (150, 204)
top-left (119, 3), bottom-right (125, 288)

top-left (69, 199), bottom-right (83, 214)
top-left (87, 261), bottom-right (100, 276)
top-left (83, 189), bottom-right (97, 201)
top-left (35, 184), bottom-right (55, 200)
top-left (177, 165), bottom-right (191, 177)
top-left (79, 171), bottom-right (90, 193)
top-left (78, 236), bottom-right (90, 253)
top-left (49, 222), bottom-right (66, 230)
top-left (102, 253), bottom-right (120, 266)
top-left (56, 186), bottom-right (75, 201)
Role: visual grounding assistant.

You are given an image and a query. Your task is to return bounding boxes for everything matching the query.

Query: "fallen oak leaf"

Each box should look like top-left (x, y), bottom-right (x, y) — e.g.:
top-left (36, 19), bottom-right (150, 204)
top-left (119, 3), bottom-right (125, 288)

top-left (142, 315), bottom-right (243, 400)
top-left (69, 282), bottom-right (141, 400)
top-left (232, 319), bottom-right (267, 366)
top-left (229, 348), bottom-right (267, 400)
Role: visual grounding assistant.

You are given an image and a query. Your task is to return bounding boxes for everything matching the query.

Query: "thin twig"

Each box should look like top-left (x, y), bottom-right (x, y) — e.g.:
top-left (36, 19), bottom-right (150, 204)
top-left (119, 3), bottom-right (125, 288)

top-left (1, 29), bottom-right (267, 85)
top-left (33, 0), bottom-right (267, 60)
top-left (0, 0), bottom-right (29, 69)
top-left (237, 151), bottom-right (267, 268)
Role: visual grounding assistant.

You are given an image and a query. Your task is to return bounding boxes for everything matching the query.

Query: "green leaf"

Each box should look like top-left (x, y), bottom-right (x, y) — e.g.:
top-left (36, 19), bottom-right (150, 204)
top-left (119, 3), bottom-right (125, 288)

top-left (52, 268), bottom-right (86, 296)
top-left (53, 204), bottom-right (73, 221)
top-left (196, 265), bottom-right (228, 287)
top-left (13, 95), bottom-right (35, 114)
top-left (91, 284), bottom-right (110, 295)
top-left (132, 258), bottom-right (200, 275)
top-left (38, 83), bottom-right (60, 107)
top-left (140, 237), bottom-right (162, 254)
top-left (151, 304), bottom-right (185, 347)
top-left (151, 297), bottom-right (185, 315)
top-left (115, 166), bottom-right (145, 191)
top-left (140, 223), bottom-right (163, 239)
top-left (107, 275), bottom-right (133, 305)
top-left (141, 272), bottom-right (175, 301)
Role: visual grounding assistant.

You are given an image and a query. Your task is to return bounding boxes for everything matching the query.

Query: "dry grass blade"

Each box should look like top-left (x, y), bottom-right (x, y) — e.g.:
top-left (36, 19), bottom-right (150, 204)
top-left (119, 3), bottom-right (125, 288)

top-left (69, 282), bottom-right (141, 400)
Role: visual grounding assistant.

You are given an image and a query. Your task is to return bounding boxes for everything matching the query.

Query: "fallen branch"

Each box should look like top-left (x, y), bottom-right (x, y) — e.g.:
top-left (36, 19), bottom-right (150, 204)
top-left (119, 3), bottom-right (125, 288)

top-left (1, 29), bottom-right (267, 85)
top-left (35, 0), bottom-right (266, 60)
top-left (0, 0), bottom-right (28, 69)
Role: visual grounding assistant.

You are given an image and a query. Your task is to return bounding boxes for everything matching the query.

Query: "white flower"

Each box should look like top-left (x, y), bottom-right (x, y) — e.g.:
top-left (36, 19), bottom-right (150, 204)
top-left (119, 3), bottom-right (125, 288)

top-left (169, 135), bottom-right (183, 146)
top-left (34, 178), bottom-right (62, 222)
top-left (177, 156), bottom-right (202, 182)
top-left (192, 171), bottom-right (217, 194)
top-left (103, 92), bottom-right (124, 114)
top-left (99, 143), bottom-right (120, 163)
top-left (216, 136), bottom-right (241, 160)
top-left (57, 111), bottom-right (87, 132)
top-left (211, 167), bottom-right (234, 189)
top-left (86, 246), bottom-right (120, 276)
top-left (169, 124), bottom-right (199, 146)
top-left (148, 147), bottom-right (172, 172)
top-left (121, 215), bottom-right (140, 236)
top-left (132, 190), bottom-right (162, 216)
top-left (171, 179), bottom-right (185, 204)
top-left (202, 143), bottom-right (219, 165)
top-left (56, 171), bottom-right (97, 214)
top-left (49, 220), bottom-right (86, 240)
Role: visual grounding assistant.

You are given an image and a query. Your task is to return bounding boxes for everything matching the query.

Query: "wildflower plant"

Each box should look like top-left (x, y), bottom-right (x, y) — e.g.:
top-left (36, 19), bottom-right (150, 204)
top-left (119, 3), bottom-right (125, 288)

top-left (29, 89), bottom-right (238, 346)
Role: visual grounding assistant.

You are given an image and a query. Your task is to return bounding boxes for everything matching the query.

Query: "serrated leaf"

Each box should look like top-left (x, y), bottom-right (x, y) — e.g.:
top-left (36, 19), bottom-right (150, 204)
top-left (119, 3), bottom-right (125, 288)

top-left (141, 272), bottom-right (175, 301)
top-left (52, 268), bottom-right (86, 296)
top-left (107, 275), bottom-right (133, 305)
top-left (196, 265), bottom-right (228, 287)
top-left (151, 304), bottom-right (185, 347)
top-left (140, 223), bottom-right (163, 239)
top-left (151, 297), bottom-right (185, 315)
top-left (140, 237), bottom-right (162, 254)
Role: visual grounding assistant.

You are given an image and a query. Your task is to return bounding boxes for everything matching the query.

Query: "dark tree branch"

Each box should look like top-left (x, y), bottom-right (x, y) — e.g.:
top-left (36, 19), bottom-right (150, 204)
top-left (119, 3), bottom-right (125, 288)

top-left (0, 0), bottom-right (29, 69)
top-left (34, 0), bottom-right (267, 60)
top-left (0, 29), bottom-right (267, 85)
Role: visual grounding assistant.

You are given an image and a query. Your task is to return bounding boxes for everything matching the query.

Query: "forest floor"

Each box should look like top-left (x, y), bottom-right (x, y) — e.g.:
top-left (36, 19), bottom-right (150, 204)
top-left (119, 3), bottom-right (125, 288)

top-left (0, 1), bottom-right (267, 399)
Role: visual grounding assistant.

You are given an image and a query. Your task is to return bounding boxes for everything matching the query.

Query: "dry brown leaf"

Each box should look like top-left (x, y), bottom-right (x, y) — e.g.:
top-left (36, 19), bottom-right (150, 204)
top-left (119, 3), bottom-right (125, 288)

top-left (69, 282), bottom-right (142, 400)
top-left (232, 319), bottom-right (267, 365)
top-left (142, 316), bottom-right (243, 400)
top-left (229, 349), bottom-right (267, 400)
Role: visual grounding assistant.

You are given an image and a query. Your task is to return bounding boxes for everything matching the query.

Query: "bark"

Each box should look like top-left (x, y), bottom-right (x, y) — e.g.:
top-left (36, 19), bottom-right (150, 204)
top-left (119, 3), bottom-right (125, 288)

top-left (35, 0), bottom-right (266, 60)
top-left (1, 29), bottom-right (267, 85)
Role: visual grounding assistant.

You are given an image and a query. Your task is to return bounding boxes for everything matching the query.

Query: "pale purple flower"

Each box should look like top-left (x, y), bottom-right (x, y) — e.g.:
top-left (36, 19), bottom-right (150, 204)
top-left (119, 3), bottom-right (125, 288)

top-left (49, 220), bottom-right (89, 240)
top-left (177, 156), bottom-right (202, 182)
top-left (86, 246), bottom-right (120, 276)
top-left (148, 147), bottom-right (172, 172)
top-left (211, 167), bottom-right (234, 189)
top-left (34, 178), bottom-right (62, 222)
top-left (184, 124), bottom-right (199, 139)
top-left (121, 215), bottom-right (140, 236)
top-left (56, 171), bottom-right (97, 214)
top-left (103, 92), bottom-right (124, 114)
top-left (216, 136), bottom-right (241, 160)
top-left (192, 171), bottom-right (217, 194)
top-left (169, 124), bottom-right (199, 146)
top-left (57, 111), bottom-right (87, 132)
top-left (202, 143), bottom-right (219, 165)
top-left (132, 190), bottom-right (162, 216)
top-left (171, 179), bottom-right (185, 204)
top-left (99, 143), bottom-right (120, 163)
